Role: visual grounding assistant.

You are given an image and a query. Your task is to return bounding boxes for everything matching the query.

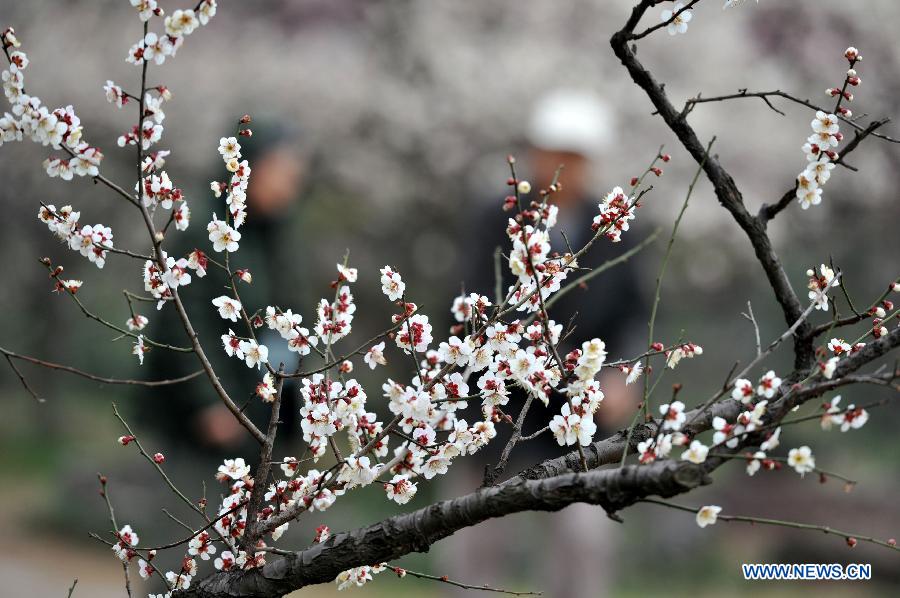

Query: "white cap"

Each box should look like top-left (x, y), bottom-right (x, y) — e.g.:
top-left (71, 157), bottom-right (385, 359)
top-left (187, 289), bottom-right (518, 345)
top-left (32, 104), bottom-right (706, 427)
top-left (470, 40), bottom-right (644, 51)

top-left (526, 89), bottom-right (613, 157)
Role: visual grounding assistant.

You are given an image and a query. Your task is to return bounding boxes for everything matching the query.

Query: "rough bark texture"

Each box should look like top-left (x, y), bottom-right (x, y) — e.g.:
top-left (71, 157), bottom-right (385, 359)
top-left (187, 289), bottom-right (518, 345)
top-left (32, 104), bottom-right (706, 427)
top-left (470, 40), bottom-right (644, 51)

top-left (178, 459), bottom-right (710, 597)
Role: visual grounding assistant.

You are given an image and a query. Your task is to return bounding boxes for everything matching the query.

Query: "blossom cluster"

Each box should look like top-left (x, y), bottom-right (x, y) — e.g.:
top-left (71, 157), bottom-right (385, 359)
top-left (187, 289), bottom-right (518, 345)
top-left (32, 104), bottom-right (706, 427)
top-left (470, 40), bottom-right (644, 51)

top-left (116, 89), bottom-right (170, 152)
top-left (38, 204), bottom-right (113, 268)
top-left (125, 1), bottom-right (216, 67)
top-left (806, 263), bottom-right (840, 311)
top-left (795, 48), bottom-right (862, 209)
top-left (2, 28), bottom-right (104, 180)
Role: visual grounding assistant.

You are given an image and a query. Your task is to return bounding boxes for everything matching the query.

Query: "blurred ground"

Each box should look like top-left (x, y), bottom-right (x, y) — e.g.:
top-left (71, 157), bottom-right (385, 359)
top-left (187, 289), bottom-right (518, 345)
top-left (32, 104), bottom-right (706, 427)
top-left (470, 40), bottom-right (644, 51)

top-left (1, 0), bottom-right (899, 596)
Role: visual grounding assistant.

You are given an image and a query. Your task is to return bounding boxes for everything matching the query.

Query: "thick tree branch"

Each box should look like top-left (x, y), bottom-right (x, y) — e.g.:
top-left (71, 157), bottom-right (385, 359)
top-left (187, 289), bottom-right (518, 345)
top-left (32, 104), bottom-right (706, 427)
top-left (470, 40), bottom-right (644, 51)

top-left (610, 3), bottom-right (813, 370)
top-left (176, 459), bottom-right (710, 597)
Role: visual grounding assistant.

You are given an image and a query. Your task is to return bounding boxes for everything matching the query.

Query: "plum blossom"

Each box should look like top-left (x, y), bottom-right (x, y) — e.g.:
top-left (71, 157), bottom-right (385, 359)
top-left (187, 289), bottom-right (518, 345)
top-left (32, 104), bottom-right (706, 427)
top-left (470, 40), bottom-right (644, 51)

top-left (807, 264), bottom-right (839, 310)
top-left (660, 400), bottom-right (686, 431)
top-left (787, 446), bottom-right (815, 476)
top-left (828, 338), bottom-right (851, 355)
top-left (212, 296), bottom-right (242, 322)
top-left (221, 329), bottom-right (243, 359)
top-left (138, 558), bottom-right (155, 580)
top-left (198, 0), bottom-right (217, 25)
top-left (385, 474), bottom-right (417, 505)
top-left (126, 314), bottom-right (149, 331)
top-left (380, 265), bottom-right (405, 301)
top-left (696, 505), bottom-right (721, 528)
top-left (822, 396), bottom-right (869, 432)
top-left (760, 427), bottom-right (781, 452)
top-left (395, 314), bottom-right (432, 354)
top-left (217, 458), bottom-right (250, 480)
top-left (218, 136), bottom-right (241, 160)
top-left (820, 355), bottom-right (839, 378)
top-left (364, 341), bottom-right (387, 369)
top-left (132, 335), bottom-right (147, 365)
top-left (549, 403), bottom-right (596, 446)
top-left (239, 339), bottom-right (268, 369)
top-left (165, 9), bottom-right (200, 37)
top-left (104, 80), bottom-right (127, 107)
top-left (214, 550), bottom-right (245, 572)
top-left (207, 214), bottom-right (241, 252)
top-left (756, 370), bottom-right (782, 399)
top-left (256, 372), bottom-right (276, 402)
top-left (746, 451), bottom-right (767, 476)
top-left (661, 3), bottom-right (693, 36)
top-left (731, 378), bottom-right (754, 403)
top-left (188, 531), bottom-right (216, 561)
top-left (665, 342), bottom-right (703, 369)
top-left (622, 361), bottom-right (643, 385)
top-left (337, 455), bottom-right (378, 489)
top-left (681, 439), bottom-right (709, 464)
top-left (336, 263), bottom-right (358, 284)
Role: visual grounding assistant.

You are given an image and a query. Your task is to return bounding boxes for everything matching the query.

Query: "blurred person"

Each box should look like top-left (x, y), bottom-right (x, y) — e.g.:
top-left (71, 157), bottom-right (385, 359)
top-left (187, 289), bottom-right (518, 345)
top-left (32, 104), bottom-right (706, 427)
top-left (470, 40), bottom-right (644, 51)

top-left (139, 120), bottom-right (310, 456)
top-left (441, 90), bottom-right (647, 597)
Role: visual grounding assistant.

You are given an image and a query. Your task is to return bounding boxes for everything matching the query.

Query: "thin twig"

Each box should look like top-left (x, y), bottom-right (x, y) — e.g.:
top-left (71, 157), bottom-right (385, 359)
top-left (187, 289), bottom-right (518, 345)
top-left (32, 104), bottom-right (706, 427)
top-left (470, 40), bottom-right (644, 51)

top-left (0, 345), bottom-right (203, 386)
top-left (642, 499), bottom-right (900, 552)
top-left (390, 565), bottom-right (541, 596)
top-left (742, 301), bottom-right (762, 358)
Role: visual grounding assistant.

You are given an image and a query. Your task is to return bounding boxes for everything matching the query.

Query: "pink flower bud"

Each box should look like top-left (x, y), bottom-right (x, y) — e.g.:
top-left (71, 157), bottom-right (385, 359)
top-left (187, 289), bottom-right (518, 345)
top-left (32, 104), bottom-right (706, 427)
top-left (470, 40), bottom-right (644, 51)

top-left (844, 46), bottom-right (859, 61)
top-left (118, 435), bottom-right (135, 446)
top-left (153, 452), bottom-right (165, 464)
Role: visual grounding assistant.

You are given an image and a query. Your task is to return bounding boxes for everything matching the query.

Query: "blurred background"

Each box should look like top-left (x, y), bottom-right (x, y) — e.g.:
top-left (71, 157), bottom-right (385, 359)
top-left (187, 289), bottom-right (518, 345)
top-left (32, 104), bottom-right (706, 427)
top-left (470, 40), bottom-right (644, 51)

top-left (1, 0), bottom-right (899, 596)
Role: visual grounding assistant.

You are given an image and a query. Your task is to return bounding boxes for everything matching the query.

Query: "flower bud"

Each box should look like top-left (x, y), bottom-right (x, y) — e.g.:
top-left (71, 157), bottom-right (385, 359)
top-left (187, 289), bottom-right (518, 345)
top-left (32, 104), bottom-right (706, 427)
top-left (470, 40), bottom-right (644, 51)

top-left (153, 452), bottom-right (165, 463)
top-left (844, 46), bottom-right (859, 61)
top-left (846, 537), bottom-right (857, 548)
top-left (517, 180), bottom-right (532, 194)
top-left (240, 114), bottom-right (252, 124)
